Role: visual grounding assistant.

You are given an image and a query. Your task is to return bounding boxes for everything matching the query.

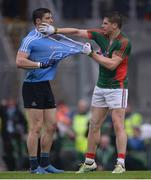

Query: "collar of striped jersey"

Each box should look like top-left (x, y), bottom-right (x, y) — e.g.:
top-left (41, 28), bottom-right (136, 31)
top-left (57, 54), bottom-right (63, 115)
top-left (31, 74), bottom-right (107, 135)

top-left (35, 28), bottom-right (49, 38)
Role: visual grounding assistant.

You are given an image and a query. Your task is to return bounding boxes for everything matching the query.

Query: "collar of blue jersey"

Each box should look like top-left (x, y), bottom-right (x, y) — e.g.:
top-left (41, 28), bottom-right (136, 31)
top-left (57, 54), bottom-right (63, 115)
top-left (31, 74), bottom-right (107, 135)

top-left (35, 28), bottom-right (84, 48)
top-left (35, 28), bottom-right (49, 38)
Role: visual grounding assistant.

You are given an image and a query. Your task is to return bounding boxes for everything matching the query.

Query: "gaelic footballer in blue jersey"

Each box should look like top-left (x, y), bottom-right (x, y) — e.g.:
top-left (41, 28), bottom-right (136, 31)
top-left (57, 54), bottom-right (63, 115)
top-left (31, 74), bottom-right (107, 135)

top-left (16, 8), bottom-right (91, 174)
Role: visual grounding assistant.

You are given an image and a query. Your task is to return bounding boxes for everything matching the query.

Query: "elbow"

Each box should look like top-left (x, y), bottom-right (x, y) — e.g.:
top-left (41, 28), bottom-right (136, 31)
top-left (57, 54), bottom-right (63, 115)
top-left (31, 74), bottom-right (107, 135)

top-left (72, 29), bottom-right (82, 36)
top-left (109, 66), bottom-right (116, 71)
top-left (16, 59), bottom-right (22, 68)
top-left (108, 64), bottom-right (117, 71)
top-left (108, 61), bottom-right (120, 70)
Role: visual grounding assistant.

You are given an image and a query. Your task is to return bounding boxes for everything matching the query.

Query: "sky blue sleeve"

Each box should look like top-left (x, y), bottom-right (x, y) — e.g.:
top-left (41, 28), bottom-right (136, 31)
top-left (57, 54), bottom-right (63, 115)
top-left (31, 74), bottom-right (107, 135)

top-left (18, 37), bottom-right (32, 55)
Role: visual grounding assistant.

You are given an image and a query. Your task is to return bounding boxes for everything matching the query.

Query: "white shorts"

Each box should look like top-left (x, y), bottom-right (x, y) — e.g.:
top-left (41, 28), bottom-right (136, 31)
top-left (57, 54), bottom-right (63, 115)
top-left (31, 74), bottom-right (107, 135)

top-left (91, 86), bottom-right (128, 109)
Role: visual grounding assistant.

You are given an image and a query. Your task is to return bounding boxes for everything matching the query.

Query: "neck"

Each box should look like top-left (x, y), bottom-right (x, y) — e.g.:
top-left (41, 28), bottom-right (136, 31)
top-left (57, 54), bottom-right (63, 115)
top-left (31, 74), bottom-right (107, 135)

top-left (109, 29), bottom-right (121, 40)
top-left (35, 25), bottom-right (39, 30)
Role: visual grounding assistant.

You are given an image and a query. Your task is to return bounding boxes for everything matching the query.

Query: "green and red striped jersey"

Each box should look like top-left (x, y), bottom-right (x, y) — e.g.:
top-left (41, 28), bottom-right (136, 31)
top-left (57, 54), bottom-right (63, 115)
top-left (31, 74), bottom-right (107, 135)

top-left (87, 29), bottom-right (131, 89)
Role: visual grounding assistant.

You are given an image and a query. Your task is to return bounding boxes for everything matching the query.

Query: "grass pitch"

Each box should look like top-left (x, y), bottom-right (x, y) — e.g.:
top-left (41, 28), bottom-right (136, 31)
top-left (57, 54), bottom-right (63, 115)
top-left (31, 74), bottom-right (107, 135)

top-left (0, 171), bottom-right (151, 179)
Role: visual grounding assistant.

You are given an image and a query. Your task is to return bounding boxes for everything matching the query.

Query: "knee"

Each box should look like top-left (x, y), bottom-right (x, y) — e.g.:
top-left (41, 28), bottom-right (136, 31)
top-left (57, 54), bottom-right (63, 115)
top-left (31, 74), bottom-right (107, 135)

top-left (89, 120), bottom-right (100, 133)
top-left (29, 125), bottom-right (42, 136)
top-left (46, 122), bottom-right (57, 133)
top-left (113, 120), bottom-right (125, 134)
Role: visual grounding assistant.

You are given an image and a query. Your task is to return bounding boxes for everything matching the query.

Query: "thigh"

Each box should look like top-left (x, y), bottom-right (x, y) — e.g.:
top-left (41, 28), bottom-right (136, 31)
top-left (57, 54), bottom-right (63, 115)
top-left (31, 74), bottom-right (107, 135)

top-left (105, 89), bottom-right (128, 109)
top-left (90, 106), bottom-right (109, 128)
top-left (91, 86), bottom-right (108, 108)
top-left (25, 108), bottom-right (44, 130)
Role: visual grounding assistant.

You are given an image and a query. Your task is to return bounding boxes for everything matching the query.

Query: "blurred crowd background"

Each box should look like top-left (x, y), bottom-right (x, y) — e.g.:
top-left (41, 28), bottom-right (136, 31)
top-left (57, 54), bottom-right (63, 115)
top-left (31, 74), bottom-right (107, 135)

top-left (0, 0), bottom-right (151, 171)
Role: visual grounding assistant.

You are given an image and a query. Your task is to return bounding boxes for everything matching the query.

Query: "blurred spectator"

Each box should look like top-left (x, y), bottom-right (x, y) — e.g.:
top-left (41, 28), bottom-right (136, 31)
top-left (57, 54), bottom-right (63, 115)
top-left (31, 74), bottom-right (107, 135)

top-left (125, 104), bottom-right (143, 138)
top-left (96, 134), bottom-right (115, 170)
top-left (140, 123), bottom-right (151, 169)
top-left (55, 101), bottom-right (76, 170)
top-left (126, 126), bottom-right (147, 170)
top-left (72, 99), bottom-right (90, 154)
top-left (128, 126), bottom-right (145, 151)
top-left (0, 98), bottom-right (28, 170)
top-left (56, 100), bottom-right (73, 136)
top-left (141, 123), bottom-right (151, 140)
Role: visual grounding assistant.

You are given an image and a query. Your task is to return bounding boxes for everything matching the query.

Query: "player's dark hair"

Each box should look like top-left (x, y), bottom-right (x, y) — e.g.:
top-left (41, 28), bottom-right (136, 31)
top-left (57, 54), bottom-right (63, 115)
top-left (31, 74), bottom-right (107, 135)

top-left (104, 12), bottom-right (123, 29)
top-left (32, 8), bottom-right (51, 25)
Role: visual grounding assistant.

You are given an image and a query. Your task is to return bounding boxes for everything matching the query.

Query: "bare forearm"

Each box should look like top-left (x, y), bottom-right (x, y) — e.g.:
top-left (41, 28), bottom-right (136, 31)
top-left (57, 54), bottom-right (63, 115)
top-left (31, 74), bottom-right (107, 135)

top-left (16, 58), bottom-right (39, 69)
top-left (56, 28), bottom-right (88, 38)
top-left (91, 52), bottom-right (116, 70)
top-left (57, 28), bottom-right (78, 34)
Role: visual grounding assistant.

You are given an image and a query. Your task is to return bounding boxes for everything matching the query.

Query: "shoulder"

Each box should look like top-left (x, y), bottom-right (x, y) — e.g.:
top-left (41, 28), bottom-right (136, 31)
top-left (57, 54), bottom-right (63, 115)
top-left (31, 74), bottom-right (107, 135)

top-left (22, 30), bottom-right (42, 44)
top-left (119, 33), bottom-right (131, 46)
top-left (116, 33), bottom-right (131, 52)
top-left (19, 30), bottom-right (43, 52)
top-left (87, 28), bottom-right (108, 39)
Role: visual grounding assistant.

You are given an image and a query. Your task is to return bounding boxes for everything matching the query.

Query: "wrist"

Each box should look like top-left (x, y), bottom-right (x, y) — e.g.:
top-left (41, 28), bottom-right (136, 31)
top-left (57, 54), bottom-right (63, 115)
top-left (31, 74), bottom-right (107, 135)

top-left (37, 62), bottom-right (41, 68)
top-left (54, 27), bottom-right (58, 34)
top-left (88, 50), bottom-right (94, 57)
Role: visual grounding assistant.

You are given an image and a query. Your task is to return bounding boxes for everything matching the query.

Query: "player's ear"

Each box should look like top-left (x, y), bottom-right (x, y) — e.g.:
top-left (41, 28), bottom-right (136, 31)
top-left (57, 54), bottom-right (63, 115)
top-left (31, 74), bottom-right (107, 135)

top-left (112, 23), bottom-right (118, 29)
top-left (35, 18), bottom-right (42, 25)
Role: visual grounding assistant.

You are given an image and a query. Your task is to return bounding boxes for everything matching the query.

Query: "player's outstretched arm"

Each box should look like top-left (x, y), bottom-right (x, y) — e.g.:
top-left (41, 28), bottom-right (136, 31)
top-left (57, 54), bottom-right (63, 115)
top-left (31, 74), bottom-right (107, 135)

top-left (38, 23), bottom-right (88, 38)
top-left (56, 28), bottom-right (88, 38)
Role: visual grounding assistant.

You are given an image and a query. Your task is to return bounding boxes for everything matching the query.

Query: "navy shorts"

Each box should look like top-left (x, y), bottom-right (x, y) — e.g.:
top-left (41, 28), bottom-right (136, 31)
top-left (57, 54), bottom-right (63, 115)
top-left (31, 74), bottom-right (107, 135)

top-left (22, 81), bottom-right (56, 109)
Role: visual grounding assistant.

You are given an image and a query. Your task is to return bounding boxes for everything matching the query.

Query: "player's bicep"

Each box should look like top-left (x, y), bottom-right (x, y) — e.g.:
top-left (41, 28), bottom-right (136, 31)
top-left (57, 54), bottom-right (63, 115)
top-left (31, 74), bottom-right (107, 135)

top-left (17, 51), bottom-right (29, 59)
top-left (16, 51), bottom-right (29, 67)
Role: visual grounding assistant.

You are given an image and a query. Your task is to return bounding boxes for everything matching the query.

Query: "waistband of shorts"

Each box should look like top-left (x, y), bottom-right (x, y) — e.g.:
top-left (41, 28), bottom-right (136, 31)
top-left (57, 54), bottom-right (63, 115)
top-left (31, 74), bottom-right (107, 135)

top-left (23, 80), bottom-right (49, 85)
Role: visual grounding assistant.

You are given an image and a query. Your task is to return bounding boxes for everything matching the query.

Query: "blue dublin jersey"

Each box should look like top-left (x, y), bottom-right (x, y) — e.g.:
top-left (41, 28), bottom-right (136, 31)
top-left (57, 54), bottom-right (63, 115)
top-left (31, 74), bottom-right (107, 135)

top-left (18, 29), bottom-right (83, 82)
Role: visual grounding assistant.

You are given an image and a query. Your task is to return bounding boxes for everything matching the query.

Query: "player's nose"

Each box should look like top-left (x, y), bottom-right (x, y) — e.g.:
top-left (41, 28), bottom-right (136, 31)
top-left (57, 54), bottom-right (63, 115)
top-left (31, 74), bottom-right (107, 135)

top-left (101, 24), bottom-right (105, 28)
top-left (50, 18), bottom-right (54, 24)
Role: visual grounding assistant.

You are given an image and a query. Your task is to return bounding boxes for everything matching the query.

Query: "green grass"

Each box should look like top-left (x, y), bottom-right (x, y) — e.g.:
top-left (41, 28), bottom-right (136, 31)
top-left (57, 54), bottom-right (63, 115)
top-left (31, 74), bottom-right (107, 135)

top-left (0, 171), bottom-right (151, 179)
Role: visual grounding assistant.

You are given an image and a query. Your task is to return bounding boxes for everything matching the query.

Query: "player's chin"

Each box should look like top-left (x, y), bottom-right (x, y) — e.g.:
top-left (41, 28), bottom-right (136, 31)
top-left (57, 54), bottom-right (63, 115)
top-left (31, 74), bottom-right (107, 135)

top-left (103, 31), bottom-right (107, 35)
top-left (102, 29), bottom-right (107, 34)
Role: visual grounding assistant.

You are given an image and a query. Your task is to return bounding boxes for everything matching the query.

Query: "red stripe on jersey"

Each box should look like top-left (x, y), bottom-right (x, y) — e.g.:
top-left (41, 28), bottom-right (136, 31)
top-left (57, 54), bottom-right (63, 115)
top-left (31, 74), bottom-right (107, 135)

top-left (120, 40), bottom-right (128, 56)
top-left (116, 33), bottom-right (123, 41)
top-left (114, 39), bottom-right (128, 58)
top-left (114, 56), bottom-right (128, 88)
